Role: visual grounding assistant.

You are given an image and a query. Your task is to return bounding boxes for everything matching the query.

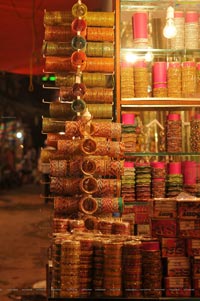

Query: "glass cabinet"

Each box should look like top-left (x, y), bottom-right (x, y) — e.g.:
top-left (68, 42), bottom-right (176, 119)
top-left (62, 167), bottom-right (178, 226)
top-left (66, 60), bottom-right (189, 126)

top-left (115, 0), bottom-right (200, 158)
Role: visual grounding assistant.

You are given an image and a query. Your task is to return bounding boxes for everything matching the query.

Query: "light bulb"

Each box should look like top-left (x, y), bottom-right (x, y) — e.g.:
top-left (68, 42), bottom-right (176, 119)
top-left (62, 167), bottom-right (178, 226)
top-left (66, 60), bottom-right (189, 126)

top-left (125, 53), bottom-right (138, 63)
top-left (163, 6), bottom-right (177, 39)
top-left (163, 19), bottom-right (177, 39)
top-left (16, 131), bottom-right (23, 139)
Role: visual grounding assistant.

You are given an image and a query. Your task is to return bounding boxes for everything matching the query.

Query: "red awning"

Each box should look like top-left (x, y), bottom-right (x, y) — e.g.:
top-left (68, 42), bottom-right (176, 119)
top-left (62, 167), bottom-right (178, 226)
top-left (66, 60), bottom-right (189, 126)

top-left (0, 0), bottom-right (107, 75)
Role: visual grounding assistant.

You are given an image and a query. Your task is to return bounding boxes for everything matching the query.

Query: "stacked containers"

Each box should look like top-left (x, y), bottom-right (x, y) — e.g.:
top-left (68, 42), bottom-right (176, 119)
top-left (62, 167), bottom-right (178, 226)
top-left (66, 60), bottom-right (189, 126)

top-left (153, 62), bottom-right (167, 97)
top-left (166, 162), bottom-right (183, 197)
top-left (190, 113), bottom-right (200, 152)
top-left (132, 12), bottom-right (148, 48)
top-left (142, 239), bottom-right (162, 298)
top-left (134, 61), bottom-right (149, 97)
top-left (121, 161), bottom-right (135, 233)
top-left (182, 160), bottom-right (197, 196)
top-left (103, 241), bottom-right (123, 297)
top-left (171, 11), bottom-right (185, 49)
top-left (123, 241), bottom-right (143, 298)
top-left (151, 161), bottom-right (166, 198)
top-left (185, 11), bottom-right (199, 49)
top-left (121, 113), bottom-right (137, 154)
top-left (121, 62), bottom-right (134, 98)
top-left (182, 61), bottom-right (196, 97)
top-left (166, 113), bottom-right (182, 153)
top-left (167, 62), bottom-right (182, 98)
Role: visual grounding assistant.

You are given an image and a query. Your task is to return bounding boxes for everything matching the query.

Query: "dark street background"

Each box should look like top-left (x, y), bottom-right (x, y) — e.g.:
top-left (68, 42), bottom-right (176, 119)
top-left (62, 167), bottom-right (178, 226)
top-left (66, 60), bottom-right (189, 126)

top-left (0, 183), bottom-right (53, 301)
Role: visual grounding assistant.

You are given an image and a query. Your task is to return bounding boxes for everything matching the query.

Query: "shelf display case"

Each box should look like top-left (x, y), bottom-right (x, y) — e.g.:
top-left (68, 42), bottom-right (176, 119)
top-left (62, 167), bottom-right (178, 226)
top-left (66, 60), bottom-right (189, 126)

top-left (116, 0), bottom-right (200, 113)
top-left (115, 0), bottom-right (200, 156)
top-left (114, 0), bottom-right (200, 299)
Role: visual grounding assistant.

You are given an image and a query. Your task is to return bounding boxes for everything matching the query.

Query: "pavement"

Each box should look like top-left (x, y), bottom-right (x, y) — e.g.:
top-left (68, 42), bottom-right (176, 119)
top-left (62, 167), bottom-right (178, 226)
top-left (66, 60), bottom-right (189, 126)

top-left (0, 183), bottom-right (53, 301)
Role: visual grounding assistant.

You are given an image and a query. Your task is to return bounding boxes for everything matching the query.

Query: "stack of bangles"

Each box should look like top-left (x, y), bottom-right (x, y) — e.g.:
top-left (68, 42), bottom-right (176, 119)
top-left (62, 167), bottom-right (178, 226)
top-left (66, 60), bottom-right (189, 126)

top-left (79, 196), bottom-right (124, 215)
top-left (103, 240), bottom-right (123, 297)
top-left (50, 177), bottom-right (121, 196)
top-left (57, 138), bottom-right (125, 157)
top-left (50, 159), bottom-right (83, 177)
top-left (60, 87), bottom-right (113, 104)
top-left (50, 158), bottom-right (124, 177)
top-left (64, 120), bottom-right (122, 140)
top-left (81, 158), bottom-right (124, 177)
top-left (57, 138), bottom-right (97, 155)
top-left (89, 121), bottom-right (121, 140)
top-left (54, 196), bottom-right (80, 216)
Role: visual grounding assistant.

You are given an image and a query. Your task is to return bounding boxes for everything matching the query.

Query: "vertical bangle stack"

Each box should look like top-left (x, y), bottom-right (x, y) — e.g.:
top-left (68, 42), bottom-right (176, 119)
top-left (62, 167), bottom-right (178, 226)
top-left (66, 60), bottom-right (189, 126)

top-left (42, 1), bottom-right (131, 299)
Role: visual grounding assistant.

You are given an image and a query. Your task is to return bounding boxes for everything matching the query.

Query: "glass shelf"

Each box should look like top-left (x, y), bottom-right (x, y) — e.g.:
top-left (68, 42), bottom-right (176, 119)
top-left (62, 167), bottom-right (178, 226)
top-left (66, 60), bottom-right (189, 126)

top-left (121, 48), bottom-right (200, 54)
top-left (121, 98), bottom-right (200, 109)
top-left (121, 0), bottom-right (200, 10)
top-left (125, 152), bottom-right (200, 156)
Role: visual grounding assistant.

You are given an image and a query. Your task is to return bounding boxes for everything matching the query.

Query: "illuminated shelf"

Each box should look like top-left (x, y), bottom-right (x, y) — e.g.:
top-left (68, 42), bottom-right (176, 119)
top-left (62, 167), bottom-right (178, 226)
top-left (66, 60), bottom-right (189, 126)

top-left (120, 98), bottom-right (200, 109)
top-left (125, 152), bottom-right (200, 157)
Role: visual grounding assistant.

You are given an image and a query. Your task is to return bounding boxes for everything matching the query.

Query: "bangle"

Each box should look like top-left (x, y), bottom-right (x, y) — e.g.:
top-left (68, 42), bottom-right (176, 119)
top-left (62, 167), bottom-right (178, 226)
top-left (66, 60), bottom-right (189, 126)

top-left (80, 137), bottom-right (97, 154)
top-left (83, 215), bottom-right (98, 230)
top-left (80, 176), bottom-right (98, 194)
top-left (80, 158), bottom-right (96, 175)
top-left (79, 196), bottom-right (98, 215)
top-left (71, 98), bottom-right (86, 113)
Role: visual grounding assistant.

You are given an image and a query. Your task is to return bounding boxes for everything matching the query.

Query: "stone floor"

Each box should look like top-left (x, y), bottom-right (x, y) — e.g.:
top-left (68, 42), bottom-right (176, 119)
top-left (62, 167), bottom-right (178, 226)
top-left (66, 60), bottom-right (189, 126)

top-left (0, 183), bottom-right (53, 301)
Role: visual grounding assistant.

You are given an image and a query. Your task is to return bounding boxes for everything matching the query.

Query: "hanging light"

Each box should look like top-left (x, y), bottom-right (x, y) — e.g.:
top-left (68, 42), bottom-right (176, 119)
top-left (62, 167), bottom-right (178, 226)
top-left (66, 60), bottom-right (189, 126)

top-left (163, 6), bottom-right (177, 39)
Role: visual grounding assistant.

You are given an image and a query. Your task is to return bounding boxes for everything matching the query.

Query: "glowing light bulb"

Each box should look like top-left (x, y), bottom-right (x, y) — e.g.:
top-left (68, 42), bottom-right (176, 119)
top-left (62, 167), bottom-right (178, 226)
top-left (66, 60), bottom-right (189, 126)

top-left (125, 53), bottom-right (138, 64)
top-left (16, 131), bottom-right (23, 139)
top-left (163, 19), bottom-right (177, 38)
top-left (163, 6), bottom-right (177, 39)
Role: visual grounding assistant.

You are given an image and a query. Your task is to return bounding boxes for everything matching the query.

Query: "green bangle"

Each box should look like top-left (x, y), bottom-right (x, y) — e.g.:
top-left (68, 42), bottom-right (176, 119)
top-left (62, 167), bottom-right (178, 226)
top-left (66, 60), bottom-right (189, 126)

top-left (118, 197), bottom-right (124, 213)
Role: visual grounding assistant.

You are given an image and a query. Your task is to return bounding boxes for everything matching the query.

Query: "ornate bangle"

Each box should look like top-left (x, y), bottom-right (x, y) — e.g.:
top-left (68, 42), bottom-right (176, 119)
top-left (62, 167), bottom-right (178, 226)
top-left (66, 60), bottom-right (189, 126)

top-left (79, 176), bottom-right (98, 194)
top-left (79, 196), bottom-right (98, 215)
top-left (80, 138), bottom-right (97, 155)
top-left (83, 215), bottom-right (98, 230)
top-left (80, 158), bottom-right (97, 175)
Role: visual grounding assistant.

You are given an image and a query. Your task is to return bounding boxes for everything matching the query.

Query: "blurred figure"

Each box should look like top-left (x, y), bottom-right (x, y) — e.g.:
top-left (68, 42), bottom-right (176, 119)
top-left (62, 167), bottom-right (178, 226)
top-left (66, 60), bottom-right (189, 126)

top-left (0, 144), bottom-right (20, 188)
top-left (38, 140), bottom-right (54, 203)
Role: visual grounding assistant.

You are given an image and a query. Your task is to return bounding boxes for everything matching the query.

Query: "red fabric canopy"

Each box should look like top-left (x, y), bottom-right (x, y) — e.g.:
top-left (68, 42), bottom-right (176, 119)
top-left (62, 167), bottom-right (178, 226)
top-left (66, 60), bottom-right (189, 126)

top-left (0, 0), bottom-right (108, 75)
